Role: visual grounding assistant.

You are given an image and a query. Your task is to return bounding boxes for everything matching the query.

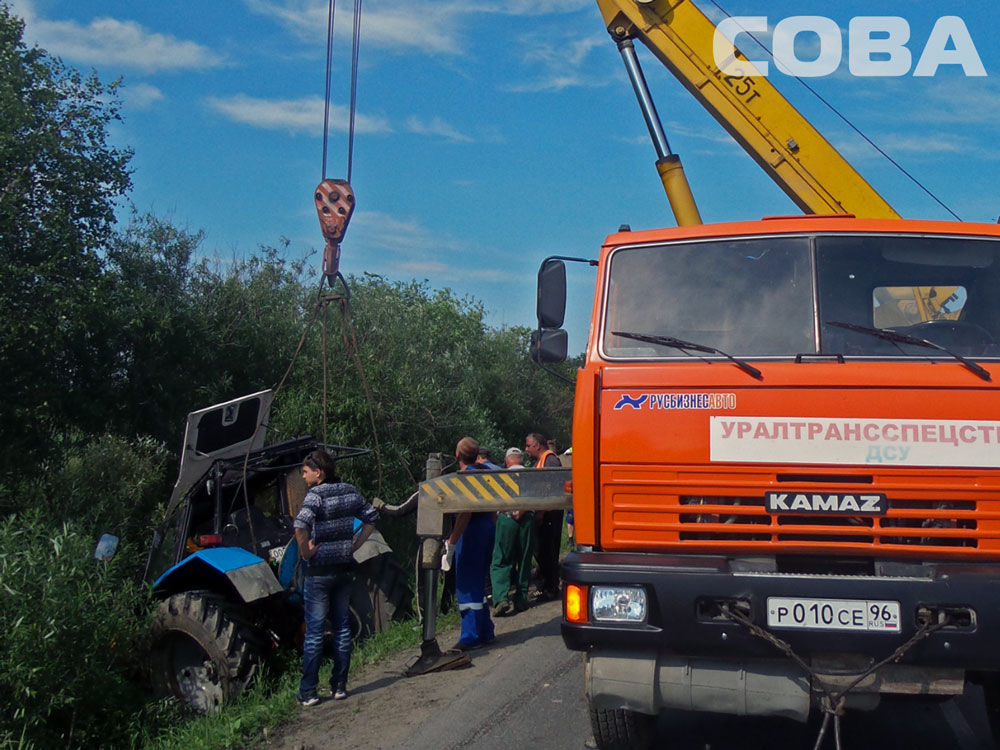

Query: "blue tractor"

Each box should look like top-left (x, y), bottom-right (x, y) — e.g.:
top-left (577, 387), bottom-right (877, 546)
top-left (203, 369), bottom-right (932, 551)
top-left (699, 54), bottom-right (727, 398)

top-left (144, 390), bottom-right (412, 712)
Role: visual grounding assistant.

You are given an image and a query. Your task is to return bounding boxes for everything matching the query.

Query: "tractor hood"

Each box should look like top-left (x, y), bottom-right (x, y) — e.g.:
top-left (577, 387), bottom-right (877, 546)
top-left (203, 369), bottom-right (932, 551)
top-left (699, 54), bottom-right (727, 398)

top-left (164, 390), bottom-right (274, 518)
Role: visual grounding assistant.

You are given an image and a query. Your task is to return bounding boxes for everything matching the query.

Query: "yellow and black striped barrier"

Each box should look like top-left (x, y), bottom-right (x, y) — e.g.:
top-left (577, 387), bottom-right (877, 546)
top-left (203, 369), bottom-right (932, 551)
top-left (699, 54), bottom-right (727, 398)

top-left (416, 467), bottom-right (572, 537)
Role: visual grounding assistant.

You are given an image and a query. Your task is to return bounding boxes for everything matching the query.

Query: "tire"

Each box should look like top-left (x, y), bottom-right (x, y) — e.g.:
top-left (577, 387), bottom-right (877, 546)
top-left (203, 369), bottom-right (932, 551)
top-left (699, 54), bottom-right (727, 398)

top-left (981, 675), bottom-right (1000, 749)
top-left (150, 591), bottom-right (260, 713)
top-left (589, 707), bottom-right (655, 750)
top-left (349, 551), bottom-right (413, 640)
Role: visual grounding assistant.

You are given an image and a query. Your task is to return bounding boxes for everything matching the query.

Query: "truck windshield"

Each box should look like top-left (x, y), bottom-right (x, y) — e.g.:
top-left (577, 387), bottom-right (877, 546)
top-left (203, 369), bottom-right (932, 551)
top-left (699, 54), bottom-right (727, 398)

top-left (602, 234), bottom-right (1000, 360)
top-left (603, 237), bottom-right (814, 358)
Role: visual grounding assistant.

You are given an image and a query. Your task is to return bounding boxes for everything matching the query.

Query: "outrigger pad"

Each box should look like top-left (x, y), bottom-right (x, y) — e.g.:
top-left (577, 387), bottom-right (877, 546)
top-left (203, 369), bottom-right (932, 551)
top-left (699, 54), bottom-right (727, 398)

top-left (405, 639), bottom-right (472, 676)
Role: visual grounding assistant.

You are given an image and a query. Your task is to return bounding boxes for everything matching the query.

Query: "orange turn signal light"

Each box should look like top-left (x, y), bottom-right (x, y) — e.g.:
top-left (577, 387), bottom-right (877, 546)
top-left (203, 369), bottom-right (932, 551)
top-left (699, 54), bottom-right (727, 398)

top-left (565, 584), bottom-right (588, 624)
top-left (564, 480), bottom-right (573, 494)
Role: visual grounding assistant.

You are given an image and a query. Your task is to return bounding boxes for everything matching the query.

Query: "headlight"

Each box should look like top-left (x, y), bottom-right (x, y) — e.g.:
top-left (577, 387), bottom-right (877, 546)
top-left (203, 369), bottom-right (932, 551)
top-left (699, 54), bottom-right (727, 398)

top-left (591, 586), bottom-right (647, 623)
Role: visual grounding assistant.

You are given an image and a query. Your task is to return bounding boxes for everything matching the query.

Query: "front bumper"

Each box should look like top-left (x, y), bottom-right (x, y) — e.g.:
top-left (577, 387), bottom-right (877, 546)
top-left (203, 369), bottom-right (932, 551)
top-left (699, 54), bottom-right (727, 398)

top-left (561, 551), bottom-right (1000, 671)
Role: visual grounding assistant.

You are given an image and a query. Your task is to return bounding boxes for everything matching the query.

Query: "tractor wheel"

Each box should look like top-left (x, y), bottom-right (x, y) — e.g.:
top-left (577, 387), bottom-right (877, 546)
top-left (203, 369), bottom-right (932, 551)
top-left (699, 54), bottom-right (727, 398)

top-left (349, 551), bottom-right (413, 640)
top-left (589, 707), bottom-right (655, 750)
top-left (150, 591), bottom-right (259, 713)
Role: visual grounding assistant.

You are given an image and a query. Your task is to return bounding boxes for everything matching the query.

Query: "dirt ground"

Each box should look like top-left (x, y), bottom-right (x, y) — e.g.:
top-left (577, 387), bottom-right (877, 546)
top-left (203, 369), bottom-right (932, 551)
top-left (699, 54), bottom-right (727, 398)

top-left (259, 598), bottom-right (565, 750)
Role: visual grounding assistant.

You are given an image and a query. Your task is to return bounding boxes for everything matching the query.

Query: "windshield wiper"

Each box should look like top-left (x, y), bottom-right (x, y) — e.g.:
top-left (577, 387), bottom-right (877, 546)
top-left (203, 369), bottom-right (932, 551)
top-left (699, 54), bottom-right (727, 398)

top-left (612, 331), bottom-right (763, 380)
top-left (826, 321), bottom-right (991, 382)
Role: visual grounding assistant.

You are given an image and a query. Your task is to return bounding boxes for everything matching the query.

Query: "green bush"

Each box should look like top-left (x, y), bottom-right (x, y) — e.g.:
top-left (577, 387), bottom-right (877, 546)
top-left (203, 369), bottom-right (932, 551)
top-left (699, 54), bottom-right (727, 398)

top-left (0, 511), bottom-right (154, 749)
top-left (56, 434), bottom-right (169, 530)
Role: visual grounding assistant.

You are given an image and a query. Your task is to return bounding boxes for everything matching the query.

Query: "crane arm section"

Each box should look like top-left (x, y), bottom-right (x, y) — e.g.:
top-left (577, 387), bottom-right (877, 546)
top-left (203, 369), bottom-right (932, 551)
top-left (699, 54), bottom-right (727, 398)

top-left (597, 0), bottom-right (900, 219)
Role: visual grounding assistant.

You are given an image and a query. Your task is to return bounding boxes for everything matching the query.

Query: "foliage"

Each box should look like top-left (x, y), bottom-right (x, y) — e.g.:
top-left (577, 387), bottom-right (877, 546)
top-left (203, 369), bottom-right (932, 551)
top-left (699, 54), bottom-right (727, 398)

top-left (56, 433), bottom-right (170, 534)
top-left (0, 431), bottom-right (172, 747)
top-left (0, 4), bottom-right (132, 474)
top-left (0, 511), bottom-right (153, 749)
top-left (271, 274), bottom-right (576, 496)
top-left (93, 215), bottom-right (308, 446)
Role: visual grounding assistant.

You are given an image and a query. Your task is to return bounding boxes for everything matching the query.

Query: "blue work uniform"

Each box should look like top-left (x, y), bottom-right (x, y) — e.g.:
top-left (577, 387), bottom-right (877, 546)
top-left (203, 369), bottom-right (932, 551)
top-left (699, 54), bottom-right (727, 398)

top-left (455, 464), bottom-right (496, 647)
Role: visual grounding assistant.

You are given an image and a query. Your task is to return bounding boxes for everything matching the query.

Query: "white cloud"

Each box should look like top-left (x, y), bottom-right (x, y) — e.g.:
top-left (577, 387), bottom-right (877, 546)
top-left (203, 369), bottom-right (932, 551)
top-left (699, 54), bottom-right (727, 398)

top-left (121, 82), bottom-right (165, 110)
top-left (832, 131), bottom-right (984, 165)
top-left (243, 0), bottom-right (594, 58)
top-left (351, 211), bottom-right (461, 254)
top-left (395, 259), bottom-right (519, 283)
top-left (10, 2), bottom-right (226, 72)
top-left (244, 0), bottom-right (460, 55)
top-left (348, 211), bottom-right (519, 283)
top-left (875, 133), bottom-right (970, 155)
top-left (907, 79), bottom-right (1000, 126)
top-left (405, 116), bottom-right (474, 143)
top-left (505, 32), bottom-right (610, 92)
top-left (203, 94), bottom-right (392, 135)
top-left (475, 0), bottom-right (590, 15)
top-left (664, 121), bottom-right (739, 146)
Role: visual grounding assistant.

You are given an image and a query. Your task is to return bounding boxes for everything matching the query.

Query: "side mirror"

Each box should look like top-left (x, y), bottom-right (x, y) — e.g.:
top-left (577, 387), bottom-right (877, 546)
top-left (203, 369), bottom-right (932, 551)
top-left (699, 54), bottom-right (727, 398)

top-left (531, 328), bottom-right (568, 364)
top-left (537, 260), bottom-right (567, 329)
top-left (94, 533), bottom-right (119, 562)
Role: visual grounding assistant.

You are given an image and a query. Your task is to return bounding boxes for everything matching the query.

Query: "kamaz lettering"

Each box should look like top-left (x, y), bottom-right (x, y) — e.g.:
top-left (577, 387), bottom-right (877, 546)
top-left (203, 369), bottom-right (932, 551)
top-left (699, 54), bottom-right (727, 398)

top-left (765, 492), bottom-right (887, 515)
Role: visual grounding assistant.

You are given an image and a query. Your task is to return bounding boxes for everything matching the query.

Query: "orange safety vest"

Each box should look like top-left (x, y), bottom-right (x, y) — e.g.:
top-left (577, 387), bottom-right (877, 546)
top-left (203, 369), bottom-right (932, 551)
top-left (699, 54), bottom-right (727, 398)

top-left (535, 449), bottom-right (559, 468)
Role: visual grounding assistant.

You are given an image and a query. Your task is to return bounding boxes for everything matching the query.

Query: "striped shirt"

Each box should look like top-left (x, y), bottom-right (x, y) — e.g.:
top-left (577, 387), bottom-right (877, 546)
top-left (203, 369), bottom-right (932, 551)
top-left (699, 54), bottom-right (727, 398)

top-left (294, 482), bottom-right (379, 573)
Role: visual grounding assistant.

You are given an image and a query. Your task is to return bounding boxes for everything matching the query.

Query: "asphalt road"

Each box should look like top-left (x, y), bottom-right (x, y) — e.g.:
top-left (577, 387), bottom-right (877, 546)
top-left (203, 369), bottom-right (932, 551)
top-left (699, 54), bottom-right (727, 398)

top-left (439, 614), bottom-right (996, 750)
top-left (267, 600), bottom-right (997, 750)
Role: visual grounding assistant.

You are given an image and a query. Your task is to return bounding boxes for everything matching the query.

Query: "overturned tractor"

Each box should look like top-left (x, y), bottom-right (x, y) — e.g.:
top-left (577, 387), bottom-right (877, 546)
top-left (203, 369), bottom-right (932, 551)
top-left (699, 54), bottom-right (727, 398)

top-left (144, 390), bottom-right (412, 712)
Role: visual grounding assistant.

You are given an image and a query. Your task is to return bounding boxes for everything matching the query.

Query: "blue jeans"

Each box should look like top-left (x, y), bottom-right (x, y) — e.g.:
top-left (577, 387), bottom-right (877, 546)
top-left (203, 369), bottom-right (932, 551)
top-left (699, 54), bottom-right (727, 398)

top-left (298, 570), bottom-right (354, 699)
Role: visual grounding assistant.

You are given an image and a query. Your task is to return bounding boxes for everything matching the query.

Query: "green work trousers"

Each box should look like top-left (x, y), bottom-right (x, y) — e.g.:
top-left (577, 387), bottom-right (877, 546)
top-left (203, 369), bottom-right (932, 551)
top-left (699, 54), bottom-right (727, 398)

top-left (490, 511), bottom-right (535, 606)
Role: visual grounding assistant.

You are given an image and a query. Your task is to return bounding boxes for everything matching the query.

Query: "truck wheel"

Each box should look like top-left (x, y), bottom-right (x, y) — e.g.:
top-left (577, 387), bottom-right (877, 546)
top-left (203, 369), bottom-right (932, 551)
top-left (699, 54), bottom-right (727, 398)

top-left (982, 675), bottom-right (1000, 747)
top-left (150, 591), bottom-right (259, 713)
top-left (589, 707), bottom-right (654, 750)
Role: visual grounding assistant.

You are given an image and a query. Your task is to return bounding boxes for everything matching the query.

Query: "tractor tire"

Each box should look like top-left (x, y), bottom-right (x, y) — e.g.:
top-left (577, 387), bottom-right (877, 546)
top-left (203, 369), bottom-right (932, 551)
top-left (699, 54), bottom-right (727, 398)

top-left (589, 707), bottom-right (655, 750)
top-left (150, 591), bottom-right (260, 713)
top-left (349, 551), bottom-right (413, 640)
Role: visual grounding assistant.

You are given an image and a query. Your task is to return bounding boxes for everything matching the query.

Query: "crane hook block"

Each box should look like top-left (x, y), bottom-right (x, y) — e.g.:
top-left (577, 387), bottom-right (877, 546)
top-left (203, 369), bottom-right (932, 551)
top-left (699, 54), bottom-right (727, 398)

top-left (314, 178), bottom-right (355, 281)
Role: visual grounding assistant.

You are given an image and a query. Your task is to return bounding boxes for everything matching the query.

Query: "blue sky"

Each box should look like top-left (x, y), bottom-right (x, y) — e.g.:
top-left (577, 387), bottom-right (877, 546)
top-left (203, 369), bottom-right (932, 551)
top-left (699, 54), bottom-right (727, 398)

top-left (9, 0), bottom-right (1000, 350)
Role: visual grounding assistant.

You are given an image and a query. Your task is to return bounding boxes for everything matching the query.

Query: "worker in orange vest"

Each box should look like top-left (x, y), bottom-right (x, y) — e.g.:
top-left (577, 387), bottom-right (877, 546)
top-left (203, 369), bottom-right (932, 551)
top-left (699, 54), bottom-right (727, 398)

top-left (525, 432), bottom-right (562, 602)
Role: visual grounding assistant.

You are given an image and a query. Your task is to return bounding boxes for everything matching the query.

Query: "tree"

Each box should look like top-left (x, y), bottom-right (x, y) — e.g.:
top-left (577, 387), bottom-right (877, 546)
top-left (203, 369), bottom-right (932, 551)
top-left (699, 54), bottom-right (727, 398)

top-left (269, 274), bottom-right (576, 497)
top-left (0, 4), bottom-right (132, 473)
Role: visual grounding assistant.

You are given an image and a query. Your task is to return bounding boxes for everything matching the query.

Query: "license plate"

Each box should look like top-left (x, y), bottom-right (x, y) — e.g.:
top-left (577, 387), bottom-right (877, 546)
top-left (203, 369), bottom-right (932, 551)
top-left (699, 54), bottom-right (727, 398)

top-left (767, 597), bottom-right (900, 632)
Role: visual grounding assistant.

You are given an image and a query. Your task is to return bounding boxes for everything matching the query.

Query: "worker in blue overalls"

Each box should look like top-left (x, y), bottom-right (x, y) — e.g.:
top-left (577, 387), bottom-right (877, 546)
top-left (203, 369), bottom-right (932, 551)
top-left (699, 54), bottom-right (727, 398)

top-left (443, 436), bottom-right (496, 650)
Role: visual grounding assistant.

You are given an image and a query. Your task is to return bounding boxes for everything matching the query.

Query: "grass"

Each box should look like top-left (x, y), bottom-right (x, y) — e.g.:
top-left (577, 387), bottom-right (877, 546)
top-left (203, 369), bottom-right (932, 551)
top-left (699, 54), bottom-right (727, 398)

top-left (140, 662), bottom-right (300, 750)
top-left (141, 606), bottom-right (461, 750)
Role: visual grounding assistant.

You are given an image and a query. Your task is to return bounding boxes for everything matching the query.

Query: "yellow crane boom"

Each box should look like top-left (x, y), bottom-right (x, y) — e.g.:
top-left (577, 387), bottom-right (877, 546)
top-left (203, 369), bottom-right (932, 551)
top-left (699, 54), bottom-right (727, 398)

top-left (597, 0), bottom-right (900, 219)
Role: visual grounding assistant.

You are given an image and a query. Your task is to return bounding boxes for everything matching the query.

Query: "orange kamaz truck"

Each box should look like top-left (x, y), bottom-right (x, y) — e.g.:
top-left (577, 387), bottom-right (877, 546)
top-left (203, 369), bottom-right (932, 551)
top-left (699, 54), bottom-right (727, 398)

top-left (537, 216), bottom-right (1000, 747)
top-left (534, 4), bottom-right (1000, 746)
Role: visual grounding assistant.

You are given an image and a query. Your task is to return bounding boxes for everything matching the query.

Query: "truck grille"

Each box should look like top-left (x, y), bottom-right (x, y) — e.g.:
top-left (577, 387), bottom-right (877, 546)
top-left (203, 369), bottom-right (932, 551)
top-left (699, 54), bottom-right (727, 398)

top-left (677, 495), bottom-right (978, 548)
